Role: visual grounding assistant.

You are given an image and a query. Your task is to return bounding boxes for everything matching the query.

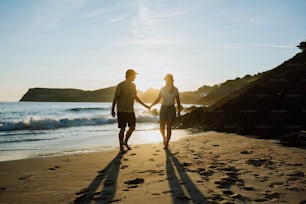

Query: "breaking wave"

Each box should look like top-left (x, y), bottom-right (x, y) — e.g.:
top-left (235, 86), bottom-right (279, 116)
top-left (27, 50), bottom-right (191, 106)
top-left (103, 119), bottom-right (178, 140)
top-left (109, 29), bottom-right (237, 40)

top-left (0, 116), bottom-right (116, 131)
top-left (0, 113), bottom-right (158, 132)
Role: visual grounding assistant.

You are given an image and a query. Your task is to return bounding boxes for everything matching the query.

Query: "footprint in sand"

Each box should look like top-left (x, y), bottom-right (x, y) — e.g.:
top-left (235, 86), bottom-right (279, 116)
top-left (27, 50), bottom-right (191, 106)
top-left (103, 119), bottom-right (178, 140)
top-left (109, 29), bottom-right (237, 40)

top-left (269, 181), bottom-right (284, 187)
top-left (18, 175), bottom-right (32, 181)
top-left (242, 186), bottom-right (256, 191)
top-left (286, 186), bottom-right (305, 192)
top-left (240, 150), bottom-right (253, 154)
top-left (121, 165), bottom-right (128, 169)
top-left (256, 191), bottom-right (282, 201)
top-left (215, 173), bottom-right (244, 189)
top-left (107, 198), bottom-right (122, 203)
top-left (246, 158), bottom-right (273, 167)
top-left (162, 190), bottom-right (173, 194)
top-left (230, 193), bottom-right (243, 199)
top-left (75, 188), bottom-right (88, 195)
top-left (0, 187), bottom-right (6, 193)
top-left (223, 190), bottom-right (234, 196)
top-left (254, 198), bottom-right (269, 202)
top-left (189, 149), bottom-right (196, 153)
top-left (207, 193), bottom-right (224, 202)
top-left (199, 169), bottom-right (214, 177)
top-left (182, 162), bottom-right (192, 167)
top-left (287, 170), bottom-right (304, 178)
top-left (254, 174), bottom-right (269, 182)
top-left (292, 163), bottom-right (303, 166)
top-left (49, 165), bottom-right (61, 171)
top-left (124, 178), bottom-right (144, 185)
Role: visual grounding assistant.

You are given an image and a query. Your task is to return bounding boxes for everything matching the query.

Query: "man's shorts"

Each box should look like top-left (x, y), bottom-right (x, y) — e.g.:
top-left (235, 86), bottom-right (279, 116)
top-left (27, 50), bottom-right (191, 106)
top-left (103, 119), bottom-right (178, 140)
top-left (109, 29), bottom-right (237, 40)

top-left (160, 105), bottom-right (176, 122)
top-left (117, 112), bottom-right (136, 128)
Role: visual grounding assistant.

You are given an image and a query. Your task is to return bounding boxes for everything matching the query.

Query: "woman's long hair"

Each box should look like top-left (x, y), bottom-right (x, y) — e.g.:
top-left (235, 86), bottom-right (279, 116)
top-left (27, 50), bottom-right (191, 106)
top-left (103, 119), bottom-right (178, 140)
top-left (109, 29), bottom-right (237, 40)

top-left (164, 74), bottom-right (175, 93)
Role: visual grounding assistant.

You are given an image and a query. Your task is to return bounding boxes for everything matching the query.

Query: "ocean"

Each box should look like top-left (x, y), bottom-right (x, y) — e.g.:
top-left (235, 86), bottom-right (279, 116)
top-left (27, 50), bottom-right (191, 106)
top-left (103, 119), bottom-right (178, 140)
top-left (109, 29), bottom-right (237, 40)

top-left (0, 102), bottom-right (195, 162)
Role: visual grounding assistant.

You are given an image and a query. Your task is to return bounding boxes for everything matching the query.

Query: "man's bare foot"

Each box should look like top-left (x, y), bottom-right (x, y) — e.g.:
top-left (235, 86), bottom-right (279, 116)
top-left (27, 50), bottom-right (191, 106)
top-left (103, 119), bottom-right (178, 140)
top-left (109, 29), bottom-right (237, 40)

top-left (163, 142), bottom-right (169, 149)
top-left (123, 142), bottom-right (132, 150)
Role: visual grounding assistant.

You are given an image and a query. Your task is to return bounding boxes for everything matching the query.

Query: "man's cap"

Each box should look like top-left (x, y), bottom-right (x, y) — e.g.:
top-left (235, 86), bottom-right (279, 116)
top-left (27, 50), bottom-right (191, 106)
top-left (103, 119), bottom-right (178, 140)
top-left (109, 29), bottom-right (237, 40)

top-left (126, 69), bottom-right (138, 77)
top-left (164, 73), bottom-right (174, 81)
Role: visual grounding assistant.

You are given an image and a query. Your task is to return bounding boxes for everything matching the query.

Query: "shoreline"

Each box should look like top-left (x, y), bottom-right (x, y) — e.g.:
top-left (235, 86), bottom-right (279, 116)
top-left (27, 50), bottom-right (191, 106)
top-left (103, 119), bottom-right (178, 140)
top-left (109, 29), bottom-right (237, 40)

top-left (0, 129), bottom-right (197, 163)
top-left (0, 132), bottom-right (305, 203)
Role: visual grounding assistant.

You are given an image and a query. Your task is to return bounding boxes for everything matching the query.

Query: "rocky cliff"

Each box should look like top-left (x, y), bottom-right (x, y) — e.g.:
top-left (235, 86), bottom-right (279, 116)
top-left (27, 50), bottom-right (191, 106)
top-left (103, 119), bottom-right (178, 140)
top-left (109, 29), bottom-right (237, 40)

top-left (20, 87), bottom-right (116, 102)
top-left (176, 51), bottom-right (306, 140)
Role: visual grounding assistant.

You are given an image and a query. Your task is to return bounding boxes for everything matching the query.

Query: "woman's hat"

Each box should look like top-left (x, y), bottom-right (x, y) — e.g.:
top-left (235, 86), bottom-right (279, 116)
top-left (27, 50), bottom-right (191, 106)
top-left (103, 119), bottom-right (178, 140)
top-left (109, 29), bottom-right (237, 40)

top-left (164, 74), bottom-right (174, 81)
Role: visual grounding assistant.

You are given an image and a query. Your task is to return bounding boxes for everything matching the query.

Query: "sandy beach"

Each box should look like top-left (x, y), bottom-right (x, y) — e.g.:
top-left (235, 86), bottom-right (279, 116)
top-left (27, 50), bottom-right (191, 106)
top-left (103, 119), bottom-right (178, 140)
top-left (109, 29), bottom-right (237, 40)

top-left (0, 132), bottom-right (305, 204)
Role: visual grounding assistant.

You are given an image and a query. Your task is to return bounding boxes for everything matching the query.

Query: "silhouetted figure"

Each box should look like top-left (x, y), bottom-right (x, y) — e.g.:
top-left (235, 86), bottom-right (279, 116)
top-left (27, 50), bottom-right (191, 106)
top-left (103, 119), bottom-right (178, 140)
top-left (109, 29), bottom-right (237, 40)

top-left (111, 69), bottom-right (149, 153)
top-left (150, 74), bottom-right (181, 149)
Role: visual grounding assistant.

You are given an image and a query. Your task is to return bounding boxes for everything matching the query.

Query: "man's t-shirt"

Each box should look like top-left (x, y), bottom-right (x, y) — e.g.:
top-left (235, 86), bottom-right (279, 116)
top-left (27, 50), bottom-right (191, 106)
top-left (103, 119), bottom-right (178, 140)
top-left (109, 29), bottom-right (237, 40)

top-left (160, 86), bottom-right (179, 106)
top-left (114, 80), bottom-right (136, 112)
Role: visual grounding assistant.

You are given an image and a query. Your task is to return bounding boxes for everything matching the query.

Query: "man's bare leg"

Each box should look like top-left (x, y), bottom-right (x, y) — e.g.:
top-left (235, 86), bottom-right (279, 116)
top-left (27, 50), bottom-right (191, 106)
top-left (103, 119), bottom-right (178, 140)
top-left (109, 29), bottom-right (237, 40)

top-left (119, 128), bottom-right (125, 152)
top-left (123, 127), bottom-right (135, 150)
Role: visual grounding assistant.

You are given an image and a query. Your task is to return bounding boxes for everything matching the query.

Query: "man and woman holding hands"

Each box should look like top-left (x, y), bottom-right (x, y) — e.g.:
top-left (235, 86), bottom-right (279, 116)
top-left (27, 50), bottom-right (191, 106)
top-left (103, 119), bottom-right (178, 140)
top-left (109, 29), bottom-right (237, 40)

top-left (111, 69), bottom-right (180, 152)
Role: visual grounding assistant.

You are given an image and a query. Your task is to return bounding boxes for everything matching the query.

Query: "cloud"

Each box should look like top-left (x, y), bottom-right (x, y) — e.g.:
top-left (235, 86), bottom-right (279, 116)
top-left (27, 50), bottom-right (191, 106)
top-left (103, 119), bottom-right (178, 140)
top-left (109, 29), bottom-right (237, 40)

top-left (124, 2), bottom-right (192, 46)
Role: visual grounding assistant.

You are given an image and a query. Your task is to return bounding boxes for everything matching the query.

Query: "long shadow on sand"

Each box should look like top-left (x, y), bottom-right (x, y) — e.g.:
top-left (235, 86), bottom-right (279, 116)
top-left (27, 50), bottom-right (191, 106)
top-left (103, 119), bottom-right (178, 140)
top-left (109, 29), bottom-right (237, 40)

top-left (165, 149), bottom-right (208, 204)
top-left (74, 152), bottom-right (123, 204)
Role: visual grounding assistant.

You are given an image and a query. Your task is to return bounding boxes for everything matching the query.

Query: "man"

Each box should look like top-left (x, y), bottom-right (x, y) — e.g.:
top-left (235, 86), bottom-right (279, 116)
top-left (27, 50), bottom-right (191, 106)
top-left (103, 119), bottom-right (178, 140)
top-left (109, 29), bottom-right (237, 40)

top-left (111, 69), bottom-right (149, 153)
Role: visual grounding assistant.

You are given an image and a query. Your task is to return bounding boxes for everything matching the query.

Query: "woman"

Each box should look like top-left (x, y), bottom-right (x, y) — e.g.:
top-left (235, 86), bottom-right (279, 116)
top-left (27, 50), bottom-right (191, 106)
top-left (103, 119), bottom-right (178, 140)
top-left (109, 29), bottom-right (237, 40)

top-left (150, 74), bottom-right (181, 149)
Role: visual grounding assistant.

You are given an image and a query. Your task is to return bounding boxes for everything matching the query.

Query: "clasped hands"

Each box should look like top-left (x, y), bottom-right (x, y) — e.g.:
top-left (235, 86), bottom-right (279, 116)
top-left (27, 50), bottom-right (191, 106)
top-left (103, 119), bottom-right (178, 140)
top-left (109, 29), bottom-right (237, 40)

top-left (144, 104), bottom-right (180, 117)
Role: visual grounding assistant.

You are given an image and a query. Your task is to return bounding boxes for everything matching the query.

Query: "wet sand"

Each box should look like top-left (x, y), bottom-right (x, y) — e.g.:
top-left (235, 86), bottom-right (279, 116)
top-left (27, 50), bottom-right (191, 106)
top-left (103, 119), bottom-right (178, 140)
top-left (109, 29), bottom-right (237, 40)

top-left (0, 132), bottom-right (305, 203)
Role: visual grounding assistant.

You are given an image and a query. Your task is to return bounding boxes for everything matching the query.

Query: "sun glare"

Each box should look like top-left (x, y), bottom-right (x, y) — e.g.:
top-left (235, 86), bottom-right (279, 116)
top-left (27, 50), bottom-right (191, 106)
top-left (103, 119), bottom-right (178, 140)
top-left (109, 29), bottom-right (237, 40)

top-left (131, 130), bottom-right (163, 144)
top-left (136, 68), bottom-right (166, 91)
top-left (128, 54), bottom-right (181, 91)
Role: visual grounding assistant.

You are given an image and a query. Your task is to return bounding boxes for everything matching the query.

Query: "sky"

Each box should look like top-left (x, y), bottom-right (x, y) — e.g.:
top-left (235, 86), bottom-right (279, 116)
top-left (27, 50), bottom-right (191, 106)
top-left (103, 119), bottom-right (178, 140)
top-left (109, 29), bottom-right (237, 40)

top-left (0, 0), bottom-right (305, 101)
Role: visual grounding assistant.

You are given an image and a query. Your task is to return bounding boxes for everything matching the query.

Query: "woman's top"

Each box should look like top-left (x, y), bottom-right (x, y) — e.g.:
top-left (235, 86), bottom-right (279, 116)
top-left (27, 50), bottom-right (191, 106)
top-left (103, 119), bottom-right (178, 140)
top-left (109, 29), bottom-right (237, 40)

top-left (159, 86), bottom-right (179, 106)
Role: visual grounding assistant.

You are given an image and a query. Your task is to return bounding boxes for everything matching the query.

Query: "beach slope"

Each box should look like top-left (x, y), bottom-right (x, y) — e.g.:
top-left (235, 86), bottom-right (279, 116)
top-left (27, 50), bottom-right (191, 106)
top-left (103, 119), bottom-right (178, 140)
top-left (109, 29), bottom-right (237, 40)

top-left (0, 132), bottom-right (305, 203)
